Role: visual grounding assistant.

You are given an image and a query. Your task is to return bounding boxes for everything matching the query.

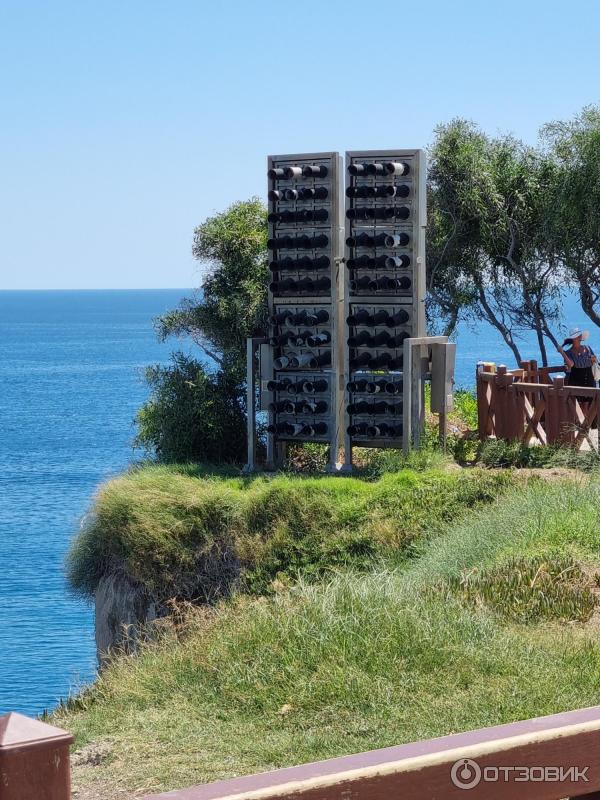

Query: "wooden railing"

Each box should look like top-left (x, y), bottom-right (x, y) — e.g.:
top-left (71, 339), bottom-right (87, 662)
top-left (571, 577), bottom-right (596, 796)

top-left (5, 706), bottom-right (600, 798)
top-left (141, 706), bottom-right (600, 800)
top-left (477, 360), bottom-right (600, 451)
top-left (0, 712), bottom-right (73, 800)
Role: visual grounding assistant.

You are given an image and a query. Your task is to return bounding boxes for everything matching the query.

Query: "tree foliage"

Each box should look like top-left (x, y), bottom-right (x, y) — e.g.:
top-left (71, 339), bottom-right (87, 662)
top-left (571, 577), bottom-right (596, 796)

top-left (136, 353), bottom-right (247, 463)
top-left (427, 120), bottom-right (561, 364)
top-left (157, 198), bottom-right (268, 383)
top-left (137, 200), bottom-right (267, 463)
top-left (542, 106), bottom-right (600, 329)
top-left (428, 106), bottom-right (600, 364)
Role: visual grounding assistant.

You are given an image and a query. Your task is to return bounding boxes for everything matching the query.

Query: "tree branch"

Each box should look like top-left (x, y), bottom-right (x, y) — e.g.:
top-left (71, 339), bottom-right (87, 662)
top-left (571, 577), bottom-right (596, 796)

top-left (477, 284), bottom-right (523, 364)
top-left (190, 333), bottom-right (225, 367)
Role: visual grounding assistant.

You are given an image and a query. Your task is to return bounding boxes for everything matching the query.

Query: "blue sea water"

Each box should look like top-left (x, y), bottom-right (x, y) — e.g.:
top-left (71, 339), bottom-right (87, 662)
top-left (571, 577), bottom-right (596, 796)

top-left (451, 290), bottom-right (583, 386)
top-left (0, 290), bottom-right (192, 717)
top-left (0, 288), bottom-right (587, 717)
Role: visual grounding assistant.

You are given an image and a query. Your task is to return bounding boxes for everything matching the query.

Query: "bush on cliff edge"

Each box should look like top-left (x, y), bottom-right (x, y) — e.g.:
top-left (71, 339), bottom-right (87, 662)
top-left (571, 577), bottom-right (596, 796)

top-left (67, 464), bottom-right (515, 602)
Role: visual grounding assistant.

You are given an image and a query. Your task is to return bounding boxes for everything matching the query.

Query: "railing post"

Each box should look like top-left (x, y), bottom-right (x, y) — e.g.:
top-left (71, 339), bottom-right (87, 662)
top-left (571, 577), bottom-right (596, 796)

top-left (506, 376), bottom-right (523, 441)
top-left (495, 366), bottom-right (509, 440)
top-left (476, 363), bottom-right (494, 440)
top-left (244, 337), bottom-right (257, 473)
top-left (476, 365), bottom-right (485, 441)
top-left (529, 359), bottom-right (538, 383)
top-left (0, 713), bottom-right (73, 800)
top-left (554, 376), bottom-right (573, 446)
top-left (546, 383), bottom-right (560, 444)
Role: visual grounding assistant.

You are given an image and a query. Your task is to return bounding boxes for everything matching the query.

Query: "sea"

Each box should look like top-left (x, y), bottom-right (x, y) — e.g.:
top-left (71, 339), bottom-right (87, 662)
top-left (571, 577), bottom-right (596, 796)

top-left (0, 288), bottom-right (584, 717)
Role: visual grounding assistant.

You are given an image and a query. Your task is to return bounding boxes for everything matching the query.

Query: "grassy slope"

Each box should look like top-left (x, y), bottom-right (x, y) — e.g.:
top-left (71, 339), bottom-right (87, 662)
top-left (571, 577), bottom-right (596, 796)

top-left (67, 461), bottom-right (513, 600)
top-left (56, 474), bottom-right (600, 797)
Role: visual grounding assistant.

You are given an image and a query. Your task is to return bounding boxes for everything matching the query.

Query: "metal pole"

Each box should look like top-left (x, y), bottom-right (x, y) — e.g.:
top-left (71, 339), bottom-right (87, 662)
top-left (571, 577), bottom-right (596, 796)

top-left (243, 338), bottom-right (257, 473)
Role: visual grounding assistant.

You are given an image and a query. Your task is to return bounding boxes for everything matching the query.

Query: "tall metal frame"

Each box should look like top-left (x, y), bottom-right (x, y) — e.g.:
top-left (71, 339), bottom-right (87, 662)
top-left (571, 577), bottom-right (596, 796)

top-left (247, 147), bottom-right (447, 472)
top-left (264, 152), bottom-right (344, 469)
top-left (342, 149), bottom-right (427, 468)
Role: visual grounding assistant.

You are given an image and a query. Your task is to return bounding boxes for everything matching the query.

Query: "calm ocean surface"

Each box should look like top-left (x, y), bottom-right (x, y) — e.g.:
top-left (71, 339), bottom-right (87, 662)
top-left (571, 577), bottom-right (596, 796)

top-left (0, 288), bottom-right (585, 717)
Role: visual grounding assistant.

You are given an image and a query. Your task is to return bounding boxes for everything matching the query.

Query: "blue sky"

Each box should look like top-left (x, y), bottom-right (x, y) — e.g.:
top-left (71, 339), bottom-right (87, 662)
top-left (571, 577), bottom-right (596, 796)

top-left (1, 0), bottom-right (599, 290)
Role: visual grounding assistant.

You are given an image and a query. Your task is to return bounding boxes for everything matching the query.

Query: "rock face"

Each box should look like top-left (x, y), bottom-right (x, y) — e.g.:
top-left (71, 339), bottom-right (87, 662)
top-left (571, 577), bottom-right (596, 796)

top-left (94, 546), bottom-right (241, 665)
top-left (95, 572), bottom-right (163, 665)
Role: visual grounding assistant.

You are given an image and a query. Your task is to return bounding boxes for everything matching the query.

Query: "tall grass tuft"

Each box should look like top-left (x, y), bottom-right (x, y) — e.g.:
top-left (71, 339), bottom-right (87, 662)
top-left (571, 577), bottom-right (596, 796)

top-left (67, 465), bottom-right (515, 602)
top-left (56, 474), bottom-right (600, 794)
top-left (442, 554), bottom-right (596, 623)
top-left (478, 439), bottom-right (600, 471)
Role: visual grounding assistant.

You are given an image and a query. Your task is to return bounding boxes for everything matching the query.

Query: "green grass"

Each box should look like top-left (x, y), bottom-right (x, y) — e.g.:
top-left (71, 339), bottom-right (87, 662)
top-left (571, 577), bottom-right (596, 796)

top-left (422, 385), bottom-right (600, 470)
top-left (55, 474), bottom-right (600, 797)
top-left (442, 554), bottom-right (596, 623)
top-left (478, 438), bottom-right (600, 470)
top-left (453, 387), bottom-right (479, 430)
top-left (67, 463), bottom-right (514, 600)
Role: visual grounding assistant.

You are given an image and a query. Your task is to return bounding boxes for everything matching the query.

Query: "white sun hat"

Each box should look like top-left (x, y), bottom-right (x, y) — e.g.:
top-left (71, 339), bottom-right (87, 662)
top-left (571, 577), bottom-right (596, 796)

top-left (568, 326), bottom-right (589, 341)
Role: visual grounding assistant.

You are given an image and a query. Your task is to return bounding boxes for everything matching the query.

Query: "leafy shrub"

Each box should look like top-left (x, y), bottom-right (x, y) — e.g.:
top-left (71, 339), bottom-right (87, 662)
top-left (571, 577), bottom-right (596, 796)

top-left (443, 554), bottom-right (596, 623)
top-left (135, 354), bottom-right (247, 464)
top-left (357, 441), bottom-right (448, 477)
top-left (453, 388), bottom-right (478, 429)
top-left (478, 439), bottom-right (600, 471)
top-left (285, 442), bottom-right (330, 472)
top-left (67, 466), bottom-right (514, 602)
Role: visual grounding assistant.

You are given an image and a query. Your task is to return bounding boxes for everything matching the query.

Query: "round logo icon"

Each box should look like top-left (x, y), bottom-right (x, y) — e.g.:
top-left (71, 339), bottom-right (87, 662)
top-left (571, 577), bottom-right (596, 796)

top-left (451, 758), bottom-right (482, 790)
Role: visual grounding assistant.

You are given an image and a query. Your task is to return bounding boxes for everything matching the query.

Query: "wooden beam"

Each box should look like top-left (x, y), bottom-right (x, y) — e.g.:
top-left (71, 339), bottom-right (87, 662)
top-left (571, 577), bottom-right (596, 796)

top-left (0, 713), bottom-right (73, 800)
top-left (144, 707), bottom-right (600, 800)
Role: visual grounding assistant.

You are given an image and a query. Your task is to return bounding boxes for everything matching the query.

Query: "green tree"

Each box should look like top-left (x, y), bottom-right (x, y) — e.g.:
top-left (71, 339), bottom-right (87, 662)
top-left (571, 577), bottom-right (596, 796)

top-left (543, 106), bottom-right (600, 329)
top-left (136, 199), bottom-right (268, 463)
top-left (156, 197), bottom-right (268, 383)
top-left (427, 120), bottom-right (562, 365)
top-left (136, 354), bottom-right (247, 463)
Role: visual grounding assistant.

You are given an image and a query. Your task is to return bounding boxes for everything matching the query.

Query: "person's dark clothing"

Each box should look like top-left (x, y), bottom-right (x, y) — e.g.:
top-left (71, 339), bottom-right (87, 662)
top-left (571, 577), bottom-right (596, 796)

top-left (567, 367), bottom-right (596, 388)
top-left (565, 344), bottom-right (594, 369)
top-left (565, 345), bottom-right (596, 388)
top-left (565, 345), bottom-right (598, 429)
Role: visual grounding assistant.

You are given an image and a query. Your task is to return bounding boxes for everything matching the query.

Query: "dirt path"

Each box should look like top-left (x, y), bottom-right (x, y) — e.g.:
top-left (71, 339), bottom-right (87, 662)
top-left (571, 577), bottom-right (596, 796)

top-left (72, 781), bottom-right (139, 800)
top-left (71, 744), bottom-right (147, 800)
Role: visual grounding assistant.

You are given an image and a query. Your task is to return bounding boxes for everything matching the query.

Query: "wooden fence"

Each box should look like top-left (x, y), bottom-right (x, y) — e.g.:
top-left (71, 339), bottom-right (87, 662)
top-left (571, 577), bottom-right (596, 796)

top-left (6, 706), bottom-right (600, 798)
top-left (142, 705), bottom-right (600, 799)
top-left (477, 360), bottom-right (600, 451)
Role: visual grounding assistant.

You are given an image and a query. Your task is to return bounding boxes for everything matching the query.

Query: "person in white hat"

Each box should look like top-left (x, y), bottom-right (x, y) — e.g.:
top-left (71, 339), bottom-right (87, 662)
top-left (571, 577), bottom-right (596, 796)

top-left (556, 326), bottom-right (598, 387)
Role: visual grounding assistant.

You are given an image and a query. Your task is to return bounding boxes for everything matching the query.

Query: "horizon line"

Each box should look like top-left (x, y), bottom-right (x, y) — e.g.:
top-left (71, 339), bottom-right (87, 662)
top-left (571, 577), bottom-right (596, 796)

top-left (0, 287), bottom-right (194, 292)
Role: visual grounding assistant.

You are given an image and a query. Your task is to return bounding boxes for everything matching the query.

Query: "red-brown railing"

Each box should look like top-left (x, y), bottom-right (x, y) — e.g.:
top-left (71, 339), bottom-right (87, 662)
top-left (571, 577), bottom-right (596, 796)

top-left (477, 360), bottom-right (600, 451)
top-left (141, 706), bottom-right (600, 800)
top-left (0, 712), bottom-right (73, 800)
top-left (6, 706), bottom-right (600, 799)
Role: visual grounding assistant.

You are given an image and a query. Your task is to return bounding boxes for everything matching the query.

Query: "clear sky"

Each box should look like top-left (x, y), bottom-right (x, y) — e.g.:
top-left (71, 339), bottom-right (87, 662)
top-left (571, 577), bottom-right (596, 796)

top-left (1, 0), bottom-right (599, 290)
